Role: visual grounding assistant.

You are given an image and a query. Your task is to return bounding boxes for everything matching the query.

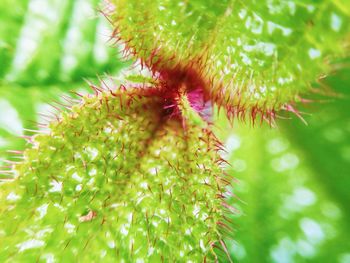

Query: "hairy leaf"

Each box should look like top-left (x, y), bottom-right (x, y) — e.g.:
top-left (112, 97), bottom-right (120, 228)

top-left (110, 0), bottom-right (350, 117)
top-left (0, 85), bottom-right (231, 262)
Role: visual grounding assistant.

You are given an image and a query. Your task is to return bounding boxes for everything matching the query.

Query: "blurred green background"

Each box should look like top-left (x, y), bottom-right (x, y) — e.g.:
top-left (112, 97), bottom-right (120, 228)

top-left (0, 1), bottom-right (349, 262)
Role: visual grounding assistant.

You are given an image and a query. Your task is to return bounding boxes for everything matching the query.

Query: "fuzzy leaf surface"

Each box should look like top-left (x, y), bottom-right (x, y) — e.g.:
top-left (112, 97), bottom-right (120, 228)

top-left (0, 87), bottom-right (228, 262)
top-left (111, 0), bottom-right (350, 115)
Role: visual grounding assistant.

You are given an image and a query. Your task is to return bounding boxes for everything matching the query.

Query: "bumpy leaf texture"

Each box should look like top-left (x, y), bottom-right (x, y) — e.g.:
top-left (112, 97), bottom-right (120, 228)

top-left (110, 0), bottom-right (350, 118)
top-left (0, 85), bottom-right (232, 262)
top-left (0, 0), bottom-right (127, 180)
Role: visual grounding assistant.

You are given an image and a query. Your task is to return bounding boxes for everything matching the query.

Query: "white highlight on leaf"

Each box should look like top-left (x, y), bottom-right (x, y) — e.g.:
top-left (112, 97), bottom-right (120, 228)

top-left (267, 21), bottom-right (292, 36)
top-left (35, 228), bottom-right (53, 239)
top-left (36, 204), bottom-right (48, 219)
top-left (299, 218), bottom-right (325, 245)
top-left (243, 42), bottom-right (276, 56)
top-left (108, 241), bottom-right (116, 248)
top-left (7, 192), bottom-right (20, 201)
top-left (296, 239), bottom-right (316, 258)
top-left (282, 187), bottom-right (317, 214)
top-left (61, 0), bottom-right (94, 76)
top-left (85, 147), bottom-right (99, 161)
top-left (287, 1), bottom-right (296, 15)
top-left (226, 135), bottom-right (241, 152)
top-left (270, 237), bottom-right (296, 263)
top-left (200, 239), bottom-right (206, 252)
top-left (306, 5), bottom-right (315, 13)
top-left (64, 222), bottom-right (76, 234)
top-left (292, 187), bottom-right (317, 206)
top-left (73, 152), bottom-right (82, 160)
top-left (278, 76), bottom-right (293, 85)
top-left (17, 239), bottom-right (45, 252)
top-left (0, 99), bottom-right (23, 136)
top-left (193, 204), bottom-right (200, 218)
top-left (308, 48), bottom-right (321, 59)
top-left (87, 178), bottom-right (95, 186)
top-left (6, 0), bottom-right (64, 80)
top-left (245, 14), bottom-right (264, 35)
top-left (120, 224), bottom-right (129, 236)
top-left (240, 52), bottom-right (252, 65)
top-left (231, 242), bottom-right (247, 260)
top-left (93, 17), bottom-right (110, 64)
top-left (140, 182), bottom-right (148, 189)
top-left (149, 167), bottom-right (157, 175)
top-left (89, 168), bottom-right (97, 176)
top-left (41, 253), bottom-right (55, 263)
top-left (72, 172), bottom-right (83, 182)
top-left (339, 253), bottom-right (350, 263)
top-left (36, 103), bottom-right (53, 132)
top-left (49, 181), bottom-right (62, 192)
top-left (271, 153), bottom-right (299, 172)
top-left (148, 247), bottom-right (155, 256)
top-left (0, 136), bottom-right (8, 147)
top-left (331, 13), bottom-right (342, 32)
top-left (238, 9), bottom-right (247, 19)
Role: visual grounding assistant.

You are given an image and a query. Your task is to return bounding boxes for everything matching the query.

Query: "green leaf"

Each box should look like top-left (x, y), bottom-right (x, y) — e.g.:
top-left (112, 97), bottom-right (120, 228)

top-left (210, 61), bottom-right (350, 262)
top-left (0, 0), bottom-right (127, 179)
top-left (282, 62), bottom-right (350, 219)
top-left (2, 1), bottom-right (350, 262)
top-left (0, 86), bottom-right (229, 261)
top-left (214, 118), bottom-right (350, 262)
top-left (0, 0), bottom-right (29, 78)
top-left (0, 0), bottom-right (124, 87)
top-left (110, 0), bottom-right (350, 115)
